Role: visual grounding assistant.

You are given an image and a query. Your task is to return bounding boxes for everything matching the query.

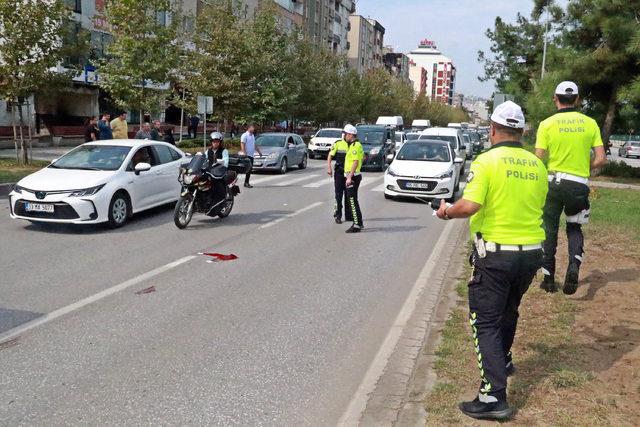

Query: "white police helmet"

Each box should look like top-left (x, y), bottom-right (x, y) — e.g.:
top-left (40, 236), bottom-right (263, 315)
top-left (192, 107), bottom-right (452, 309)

top-left (343, 124), bottom-right (358, 135)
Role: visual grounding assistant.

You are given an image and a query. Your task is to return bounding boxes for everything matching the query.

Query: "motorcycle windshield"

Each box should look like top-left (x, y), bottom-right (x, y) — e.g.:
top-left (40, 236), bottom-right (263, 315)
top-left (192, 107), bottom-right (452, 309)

top-left (187, 153), bottom-right (206, 173)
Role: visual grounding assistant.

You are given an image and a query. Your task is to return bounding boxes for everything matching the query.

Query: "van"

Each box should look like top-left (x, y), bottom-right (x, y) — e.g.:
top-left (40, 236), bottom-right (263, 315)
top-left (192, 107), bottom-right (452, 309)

top-left (447, 122), bottom-right (462, 129)
top-left (376, 116), bottom-right (404, 130)
top-left (419, 127), bottom-right (467, 175)
top-left (411, 119), bottom-right (431, 131)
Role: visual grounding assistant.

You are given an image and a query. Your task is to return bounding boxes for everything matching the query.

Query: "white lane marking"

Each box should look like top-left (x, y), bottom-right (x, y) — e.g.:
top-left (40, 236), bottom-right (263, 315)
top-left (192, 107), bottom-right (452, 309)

top-left (0, 255), bottom-right (197, 344)
top-left (370, 183), bottom-right (385, 192)
top-left (361, 175), bottom-right (385, 188)
top-left (338, 220), bottom-right (456, 426)
top-left (249, 174), bottom-right (291, 185)
top-left (273, 174), bottom-right (320, 187)
top-left (259, 201), bottom-right (324, 229)
top-left (303, 177), bottom-right (333, 188)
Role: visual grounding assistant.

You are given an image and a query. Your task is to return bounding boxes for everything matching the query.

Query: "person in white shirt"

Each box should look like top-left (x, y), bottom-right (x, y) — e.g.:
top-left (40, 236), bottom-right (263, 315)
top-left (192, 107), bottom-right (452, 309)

top-left (240, 124), bottom-right (262, 188)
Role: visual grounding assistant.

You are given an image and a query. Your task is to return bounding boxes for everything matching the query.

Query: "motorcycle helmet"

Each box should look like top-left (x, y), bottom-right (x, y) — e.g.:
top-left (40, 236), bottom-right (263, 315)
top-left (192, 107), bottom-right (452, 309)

top-left (210, 131), bottom-right (224, 141)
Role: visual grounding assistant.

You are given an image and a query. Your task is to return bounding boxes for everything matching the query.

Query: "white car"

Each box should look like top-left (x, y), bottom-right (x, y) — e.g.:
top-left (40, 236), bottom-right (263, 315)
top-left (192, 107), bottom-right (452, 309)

top-left (384, 140), bottom-right (464, 202)
top-left (308, 128), bottom-right (343, 159)
top-left (9, 140), bottom-right (186, 228)
top-left (394, 131), bottom-right (407, 151)
top-left (419, 127), bottom-right (467, 171)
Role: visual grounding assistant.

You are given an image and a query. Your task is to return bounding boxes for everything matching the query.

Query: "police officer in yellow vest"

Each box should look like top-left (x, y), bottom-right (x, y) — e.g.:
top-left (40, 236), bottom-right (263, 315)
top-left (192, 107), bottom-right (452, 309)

top-left (327, 132), bottom-right (350, 224)
top-left (535, 81), bottom-right (607, 294)
top-left (343, 124), bottom-right (364, 233)
top-left (436, 101), bottom-right (548, 420)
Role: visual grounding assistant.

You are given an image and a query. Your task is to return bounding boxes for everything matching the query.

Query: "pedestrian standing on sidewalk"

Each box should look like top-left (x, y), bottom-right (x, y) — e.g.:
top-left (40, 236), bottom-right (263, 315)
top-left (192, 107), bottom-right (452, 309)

top-left (84, 116), bottom-right (99, 142)
top-left (326, 131), bottom-right (350, 224)
top-left (150, 119), bottom-right (163, 141)
top-left (189, 114), bottom-right (200, 139)
top-left (343, 124), bottom-right (364, 233)
top-left (240, 124), bottom-right (262, 188)
top-left (110, 112), bottom-right (128, 139)
top-left (535, 81), bottom-right (607, 294)
top-left (98, 113), bottom-right (112, 140)
top-left (135, 123), bottom-right (152, 140)
top-left (435, 101), bottom-right (548, 420)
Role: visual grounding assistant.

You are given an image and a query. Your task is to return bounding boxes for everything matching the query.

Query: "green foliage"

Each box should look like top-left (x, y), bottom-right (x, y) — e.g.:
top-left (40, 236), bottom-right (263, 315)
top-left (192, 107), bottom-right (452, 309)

top-left (598, 161), bottom-right (640, 179)
top-left (99, 0), bottom-right (183, 124)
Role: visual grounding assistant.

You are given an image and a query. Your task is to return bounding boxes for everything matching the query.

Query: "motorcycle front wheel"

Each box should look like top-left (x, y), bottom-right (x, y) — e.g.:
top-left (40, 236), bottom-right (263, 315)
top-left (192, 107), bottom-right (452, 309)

top-left (218, 196), bottom-right (234, 218)
top-left (174, 194), bottom-right (195, 229)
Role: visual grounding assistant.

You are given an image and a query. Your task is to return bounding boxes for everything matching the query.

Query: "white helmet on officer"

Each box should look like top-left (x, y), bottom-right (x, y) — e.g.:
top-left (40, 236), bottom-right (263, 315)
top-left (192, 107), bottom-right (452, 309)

top-left (210, 131), bottom-right (224, 141)
top-left (343, 124), bottom-right (358, 135)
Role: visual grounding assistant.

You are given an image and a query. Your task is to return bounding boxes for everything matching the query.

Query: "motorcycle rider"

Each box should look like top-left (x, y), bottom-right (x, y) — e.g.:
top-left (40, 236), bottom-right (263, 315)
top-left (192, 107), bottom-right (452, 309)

top-left (205, 132), bottom-right (233, 206)
top-left (206, 132), bottom-right (229, 168)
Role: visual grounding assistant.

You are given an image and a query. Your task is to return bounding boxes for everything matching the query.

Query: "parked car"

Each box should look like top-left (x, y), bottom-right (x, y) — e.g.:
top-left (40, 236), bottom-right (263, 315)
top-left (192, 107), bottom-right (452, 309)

top-left (395, 131), bottom-right (407, 151)
top-left (9, 140), bottom-right (186, 227)
top-left (618, 141), bottom-right (640, 158)
top-left (251, 133), bottom-right (308, 173)
top-left (419, 127), bottom-right (467, 172)
top-left (356, 125), bottom-right (396, 172)
top-left (384, 140), bottom-right (464, 202)
top-left (461, 133), bottom-right (473, 159)
top-left (308, 128), bottom-right (342, 159)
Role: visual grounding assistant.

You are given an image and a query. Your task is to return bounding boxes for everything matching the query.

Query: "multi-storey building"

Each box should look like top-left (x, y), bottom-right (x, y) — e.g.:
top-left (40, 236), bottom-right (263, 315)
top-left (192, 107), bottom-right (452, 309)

top-left (407, 39), bottom-right (457, 105)
top-left (305, 0), bottom-right (354, 54)
top-left (383, 47), bottom-right (410, 83)
top-left (408, 60), bottom-right (427, 95)
top-left (347, 15), bottom-right (385, 75)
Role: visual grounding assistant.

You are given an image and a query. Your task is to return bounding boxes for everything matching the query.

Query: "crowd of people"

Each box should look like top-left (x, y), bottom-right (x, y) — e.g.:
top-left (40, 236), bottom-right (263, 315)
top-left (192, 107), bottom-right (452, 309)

top-left (84, 112), bottom-right (177, 145)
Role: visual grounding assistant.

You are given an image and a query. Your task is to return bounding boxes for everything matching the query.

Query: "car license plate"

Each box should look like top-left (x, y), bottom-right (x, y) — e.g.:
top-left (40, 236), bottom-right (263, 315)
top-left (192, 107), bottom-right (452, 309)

top-left (253, 161), bottom-right (263, 167)
top-left (406, 182), bottom-right (431, 189)
top-left (25, 202), bottom-right (54, 213)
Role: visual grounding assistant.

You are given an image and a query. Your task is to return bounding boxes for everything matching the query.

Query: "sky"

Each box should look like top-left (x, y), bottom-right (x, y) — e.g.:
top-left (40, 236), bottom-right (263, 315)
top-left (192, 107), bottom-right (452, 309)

top-left (355, 0), bottom-right (539, 98)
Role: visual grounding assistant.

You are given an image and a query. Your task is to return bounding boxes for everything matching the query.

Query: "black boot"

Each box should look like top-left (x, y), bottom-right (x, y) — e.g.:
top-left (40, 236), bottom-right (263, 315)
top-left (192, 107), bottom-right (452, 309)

top-left (505, 353), bottom-right (516, 377)
top-left (345, 226), bottom-right (361, 233)
top-left (540, 275), bottom-right (558, 293)
top-left (563, 263), bottom-right (580, 295)
top-left (334, 217), bottom-right (342, 224)
top-left (459, 397), bottom-right (514, 420)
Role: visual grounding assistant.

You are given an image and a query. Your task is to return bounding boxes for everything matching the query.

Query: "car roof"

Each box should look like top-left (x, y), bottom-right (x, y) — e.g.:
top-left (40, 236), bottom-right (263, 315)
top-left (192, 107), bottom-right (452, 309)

top-left (317, 128), bottom-right (342, 131)
top-left (259, 133), bottom-right (296, 137)
top-left (84, 139), bottom-right (175, 148)
top-left (421, 127), bottom-right (460, 135)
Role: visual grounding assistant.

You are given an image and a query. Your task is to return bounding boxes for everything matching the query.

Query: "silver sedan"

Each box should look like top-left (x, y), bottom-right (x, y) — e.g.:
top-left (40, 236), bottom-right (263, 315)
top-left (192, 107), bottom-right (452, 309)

top-left (251, 133), bottom-right (308, 174)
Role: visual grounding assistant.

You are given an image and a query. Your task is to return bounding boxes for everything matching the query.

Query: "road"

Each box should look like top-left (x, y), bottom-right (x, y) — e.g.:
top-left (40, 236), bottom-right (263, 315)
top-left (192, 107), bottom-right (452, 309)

top-left (0, 159), bottom-right (462, 425)
top-left (608, 141), bottom-right (640, 168)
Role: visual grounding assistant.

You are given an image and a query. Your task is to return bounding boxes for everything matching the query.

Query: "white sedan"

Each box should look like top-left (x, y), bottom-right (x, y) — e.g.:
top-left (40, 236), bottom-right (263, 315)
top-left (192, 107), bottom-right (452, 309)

top-left (384, 140), bottom-right (464, 202)
top-left (308, 128), bottom-right (343, 159)
top-left (9, 140), bottom-right (186, 228)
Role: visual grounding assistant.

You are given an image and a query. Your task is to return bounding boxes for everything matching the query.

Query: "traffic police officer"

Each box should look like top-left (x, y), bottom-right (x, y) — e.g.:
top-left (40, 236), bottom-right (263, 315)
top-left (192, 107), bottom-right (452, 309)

top-left (535, 81), bottom-right (607, 294)
top-left (343, 124), bottom-right (364, 233)
top-left (327, 132), bottom-right (350, 224)
top-left (436, 101), bottom-right (548, 420)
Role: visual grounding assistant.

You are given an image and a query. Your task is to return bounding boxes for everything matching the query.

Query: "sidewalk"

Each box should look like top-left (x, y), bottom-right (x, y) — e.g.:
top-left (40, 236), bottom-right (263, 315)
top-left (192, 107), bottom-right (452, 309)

top-left (591, 180), bottom-right (640, 191)
top-left (0, 147), bottom-right (72, 162)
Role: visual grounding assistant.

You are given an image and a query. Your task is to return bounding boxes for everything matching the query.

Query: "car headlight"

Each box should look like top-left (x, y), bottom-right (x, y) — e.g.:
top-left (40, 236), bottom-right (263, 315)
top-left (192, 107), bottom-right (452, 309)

top-left (69, 184), bottom-right (105, 197)
top-left (370, 147), bottom-right (381, 155)
top-left (387, 167), bottom-right (399, 177)
top-left (266, 152), bottom-right (279, 160)
top-left (13, 184), bottom-right (23, 194)
top-left (434, 169), bottom-right (454, 180)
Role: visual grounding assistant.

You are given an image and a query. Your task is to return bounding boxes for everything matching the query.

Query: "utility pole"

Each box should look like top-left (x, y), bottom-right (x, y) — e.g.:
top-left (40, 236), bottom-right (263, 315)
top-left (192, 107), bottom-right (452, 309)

top-left (541, 6), bottom-right (550, 79)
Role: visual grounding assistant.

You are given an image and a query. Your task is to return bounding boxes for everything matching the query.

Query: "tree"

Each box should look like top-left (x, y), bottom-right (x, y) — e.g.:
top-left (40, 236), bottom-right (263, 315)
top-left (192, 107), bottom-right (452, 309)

top-left (99, 0), bottom-right (183, 125)
top-left (0, 0), bottom-right (69, 164)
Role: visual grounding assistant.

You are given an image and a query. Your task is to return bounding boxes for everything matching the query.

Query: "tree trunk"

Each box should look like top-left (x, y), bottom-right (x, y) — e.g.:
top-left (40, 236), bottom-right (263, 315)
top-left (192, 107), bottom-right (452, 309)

top-left (10, 100), bottom-right (18, 162)
top-left (601, 85), bottom-right (618, 146)
top-left (17, 102), bottom-right (27, 165)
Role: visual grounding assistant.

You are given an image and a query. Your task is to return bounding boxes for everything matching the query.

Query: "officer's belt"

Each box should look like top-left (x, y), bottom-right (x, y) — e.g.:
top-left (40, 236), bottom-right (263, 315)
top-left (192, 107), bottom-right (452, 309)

top-left (485, 242), bottom-right (543, 252)
top-left (548, 172), bottom-right (589, 185)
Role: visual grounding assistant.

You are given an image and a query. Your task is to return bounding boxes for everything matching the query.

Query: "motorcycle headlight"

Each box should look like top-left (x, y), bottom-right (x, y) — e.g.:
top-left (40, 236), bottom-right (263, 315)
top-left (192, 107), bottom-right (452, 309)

top-left (267, 152), bottom-right (279, 160)
top-left (434, 169), bottom-right (454, 180)
top-left (370, 147), bottom-right (381, 155)
top-left (69, 184), bottom-right (105, 197)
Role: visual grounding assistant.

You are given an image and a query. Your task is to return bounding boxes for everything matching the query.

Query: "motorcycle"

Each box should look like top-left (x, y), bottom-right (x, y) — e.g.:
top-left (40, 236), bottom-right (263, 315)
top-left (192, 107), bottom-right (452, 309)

top-left (174, 153), bottom-right (240, 229)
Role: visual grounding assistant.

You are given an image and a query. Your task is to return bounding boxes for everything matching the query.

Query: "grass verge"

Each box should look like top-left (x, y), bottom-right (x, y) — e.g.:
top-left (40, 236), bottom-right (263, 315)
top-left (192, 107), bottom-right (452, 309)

top-left (0, 158), bottom-right (50, 183)
top-left (424, 187), bottom-right (640, 425)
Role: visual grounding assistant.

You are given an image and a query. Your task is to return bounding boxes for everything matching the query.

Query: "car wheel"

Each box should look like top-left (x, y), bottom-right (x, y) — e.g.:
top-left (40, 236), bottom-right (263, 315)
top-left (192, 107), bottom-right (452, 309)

top-left (280, 157), bottom-right (288, 174)
top-left (298, 154), bottom-right (307, 169)
top-left (108, 191), bottom-right (130, 228)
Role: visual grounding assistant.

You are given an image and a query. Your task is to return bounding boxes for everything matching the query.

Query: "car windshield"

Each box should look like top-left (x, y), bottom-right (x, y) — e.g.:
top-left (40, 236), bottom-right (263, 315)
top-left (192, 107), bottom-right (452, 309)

top-left (406, 133), bottom-right (421, 141)
top-left (631, 142), bottom-right (640, 147)
top-left (50, 145), bottom-right (131, 171)
top-left (395, 134), bottom-right (403, 142)
top-left (316, 129), bottom-right (342, 138)
top-left (398, 143), bottom-right (451, 162)
top-left (256, 135), bottom-right (285, 147)
top-left (420, 134), bottom-right (458, 149)
top-left (358, 129), bottom-right (385, 146)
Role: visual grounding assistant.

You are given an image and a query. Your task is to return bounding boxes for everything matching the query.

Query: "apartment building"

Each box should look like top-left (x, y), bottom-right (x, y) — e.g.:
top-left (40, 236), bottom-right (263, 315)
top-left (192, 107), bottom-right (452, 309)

top-left (408, 60), bottom-right (427, 95)
top-left (407, 39), bottom-right (457, 105)
top-left (383, 47), bottom-right (410, 83)
top-left (347, 15), bottom-right (385, 75)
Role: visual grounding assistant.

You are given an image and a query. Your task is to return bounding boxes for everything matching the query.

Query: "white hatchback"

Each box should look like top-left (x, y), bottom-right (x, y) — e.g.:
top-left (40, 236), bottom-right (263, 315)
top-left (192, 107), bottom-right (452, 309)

top-left (9, 140), bottom-right (186, 228)
top-left (384, 140), bottom-right (464, 202)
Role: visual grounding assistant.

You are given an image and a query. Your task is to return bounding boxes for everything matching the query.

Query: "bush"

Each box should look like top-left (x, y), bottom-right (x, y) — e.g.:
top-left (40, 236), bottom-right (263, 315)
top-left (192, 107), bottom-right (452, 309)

top-left (598, 160), bottom-right (640, 179)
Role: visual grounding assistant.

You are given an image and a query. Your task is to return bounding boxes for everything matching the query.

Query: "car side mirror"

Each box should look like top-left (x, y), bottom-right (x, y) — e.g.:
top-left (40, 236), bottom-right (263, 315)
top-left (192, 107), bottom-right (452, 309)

top-left (454, 157), bottom-right (464, 164)
top-left (134, 162), bottom-right (151, 175)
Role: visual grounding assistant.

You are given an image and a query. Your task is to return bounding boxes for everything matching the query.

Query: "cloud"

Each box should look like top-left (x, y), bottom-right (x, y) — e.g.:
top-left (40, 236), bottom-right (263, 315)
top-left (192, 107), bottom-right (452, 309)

top-left (355, 0), bottom-right (537, 97)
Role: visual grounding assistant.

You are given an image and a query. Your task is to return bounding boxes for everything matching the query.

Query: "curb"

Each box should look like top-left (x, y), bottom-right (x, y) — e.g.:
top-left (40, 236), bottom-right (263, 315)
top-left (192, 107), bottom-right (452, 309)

top-left (0, 182), bottom-right (15, 197)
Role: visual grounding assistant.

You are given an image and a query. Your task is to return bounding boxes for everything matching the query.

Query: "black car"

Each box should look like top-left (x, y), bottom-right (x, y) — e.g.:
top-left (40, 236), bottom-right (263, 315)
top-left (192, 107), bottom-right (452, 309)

top-left (356, 125), bottom-right (396, 171)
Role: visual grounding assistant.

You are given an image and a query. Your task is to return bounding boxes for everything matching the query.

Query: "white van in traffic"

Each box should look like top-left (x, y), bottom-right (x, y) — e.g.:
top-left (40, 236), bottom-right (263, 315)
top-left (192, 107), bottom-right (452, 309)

top-left (411, 119), bottom-right (431, 131)
top-left (419, 127), bottom-right (467, 173)
top-left (376, 116), bottom-right (404, 130)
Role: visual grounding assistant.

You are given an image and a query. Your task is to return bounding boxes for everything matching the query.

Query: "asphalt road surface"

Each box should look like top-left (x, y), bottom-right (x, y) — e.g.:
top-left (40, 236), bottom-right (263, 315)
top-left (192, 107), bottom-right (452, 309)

top-left (609, 141), bottom-right (640, 168)
top-left (0, 159), bottom-right (463, 425)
